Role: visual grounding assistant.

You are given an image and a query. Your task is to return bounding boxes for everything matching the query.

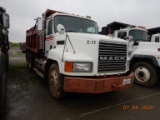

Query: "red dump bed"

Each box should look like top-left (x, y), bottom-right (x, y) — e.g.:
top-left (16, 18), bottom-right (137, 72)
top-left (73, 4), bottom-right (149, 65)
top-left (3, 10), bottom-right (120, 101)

top-left (25, 9), bottom-right (59, 53)
top-left (26, 25), bottom-right (39, 53)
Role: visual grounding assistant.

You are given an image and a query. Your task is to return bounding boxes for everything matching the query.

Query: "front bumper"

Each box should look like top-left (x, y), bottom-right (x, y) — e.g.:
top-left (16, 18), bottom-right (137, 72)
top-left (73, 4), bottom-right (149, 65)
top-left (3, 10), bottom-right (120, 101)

top-left (64, 72), bottom-right (134, 93)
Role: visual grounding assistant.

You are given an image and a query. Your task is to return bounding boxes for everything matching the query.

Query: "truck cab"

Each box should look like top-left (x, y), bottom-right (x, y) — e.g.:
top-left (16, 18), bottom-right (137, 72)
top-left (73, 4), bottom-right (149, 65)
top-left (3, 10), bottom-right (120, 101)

top-left (45, 13), bottom-right (98, 56)
top-left (114, 26), bottom-right (149, 47)
top-left (151, 33), bottom-right (160, 43)
top-left (114, 26), bottom-right (160, 87)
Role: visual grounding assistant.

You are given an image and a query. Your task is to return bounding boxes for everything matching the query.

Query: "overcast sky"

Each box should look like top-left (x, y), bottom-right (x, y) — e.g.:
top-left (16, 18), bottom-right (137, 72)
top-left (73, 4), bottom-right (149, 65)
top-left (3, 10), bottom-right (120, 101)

top-left (1, 0), bottom-right (160, 42)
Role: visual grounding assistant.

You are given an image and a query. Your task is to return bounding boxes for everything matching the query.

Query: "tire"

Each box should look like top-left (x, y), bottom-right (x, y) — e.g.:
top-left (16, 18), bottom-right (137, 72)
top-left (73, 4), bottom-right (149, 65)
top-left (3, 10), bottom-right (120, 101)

top-left (26, 53), bottom-right (34, 71)
top-left (0, 74), bottom-right (6, 115)
top-left (48, 63), bottom-right (66, 99)
top-left (132, 62), bottom-right (158, 87)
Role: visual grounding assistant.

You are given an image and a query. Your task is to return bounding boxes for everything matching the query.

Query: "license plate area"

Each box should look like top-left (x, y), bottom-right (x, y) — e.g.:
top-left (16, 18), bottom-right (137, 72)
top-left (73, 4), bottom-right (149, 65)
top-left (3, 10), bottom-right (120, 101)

top-left (123, 78), bottom-right (131, 85)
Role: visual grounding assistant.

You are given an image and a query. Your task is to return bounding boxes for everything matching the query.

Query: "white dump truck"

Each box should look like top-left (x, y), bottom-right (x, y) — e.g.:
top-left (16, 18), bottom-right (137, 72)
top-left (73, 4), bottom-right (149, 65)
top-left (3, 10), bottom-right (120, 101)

top-left (26, 9), bottom-right (134, 99)
top-left (114, 26), bottom-right (160, 87)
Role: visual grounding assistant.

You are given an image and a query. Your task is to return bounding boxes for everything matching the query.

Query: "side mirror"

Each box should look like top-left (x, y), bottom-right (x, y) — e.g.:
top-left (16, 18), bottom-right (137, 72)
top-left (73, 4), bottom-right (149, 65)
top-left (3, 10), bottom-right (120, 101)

top-left (36, 17), bottom-right (42, 31)
top-left (128, 36), bottom-right (133, 41)
top-left (3, 13), bottom-right (10, 29)
top-left (125, 36), bottom-right (133, 42)
top-left (57, 24), bottom-right (65, 34)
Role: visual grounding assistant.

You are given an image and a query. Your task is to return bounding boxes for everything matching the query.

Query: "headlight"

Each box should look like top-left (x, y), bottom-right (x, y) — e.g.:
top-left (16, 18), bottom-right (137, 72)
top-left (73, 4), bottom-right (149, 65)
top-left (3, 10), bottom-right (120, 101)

top-left (73, 63), bottom-right (92, 72)
top-left (65, 61), bottom-right (92, 72)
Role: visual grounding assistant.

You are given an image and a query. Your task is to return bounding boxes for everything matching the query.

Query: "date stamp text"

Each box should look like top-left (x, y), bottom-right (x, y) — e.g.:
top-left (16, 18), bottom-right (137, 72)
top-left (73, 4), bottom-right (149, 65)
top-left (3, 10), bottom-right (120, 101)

top-left (122, 105), bottom-right (154, 110)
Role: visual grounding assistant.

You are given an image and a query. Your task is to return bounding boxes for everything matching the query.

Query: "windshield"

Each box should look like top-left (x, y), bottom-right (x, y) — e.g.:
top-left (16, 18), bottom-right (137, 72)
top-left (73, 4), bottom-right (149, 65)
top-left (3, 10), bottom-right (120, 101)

top-left (129, 30), bottom-right (149, 42)
top-left (54, 15), bottom-right (98, 34)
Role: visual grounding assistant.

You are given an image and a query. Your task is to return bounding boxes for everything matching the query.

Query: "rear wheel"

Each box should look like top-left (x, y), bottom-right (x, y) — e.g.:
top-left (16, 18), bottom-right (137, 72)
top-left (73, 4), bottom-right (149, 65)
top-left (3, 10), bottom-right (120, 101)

top-left (132, 62), bottom-right (158, 87)
top-left (48, 63), bottom-right (66, 99)
top-left (0, 74), bottom-right (6, 115)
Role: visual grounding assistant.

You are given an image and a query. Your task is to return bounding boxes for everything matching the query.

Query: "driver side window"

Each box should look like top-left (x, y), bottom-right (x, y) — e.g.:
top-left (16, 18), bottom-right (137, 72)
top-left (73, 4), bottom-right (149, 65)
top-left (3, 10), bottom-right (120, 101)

top-left (118, 32), bottom-right (127, 39)
top-left (47, 20), bottom-right (52, 35)
top-left (155, 37), bottom-right (159, 42)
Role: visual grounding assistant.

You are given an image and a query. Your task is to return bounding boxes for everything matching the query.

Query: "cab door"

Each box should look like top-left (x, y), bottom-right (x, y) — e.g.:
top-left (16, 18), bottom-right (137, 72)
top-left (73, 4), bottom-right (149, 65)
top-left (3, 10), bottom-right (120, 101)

top-left (45, 19), bottom-right (55, 55)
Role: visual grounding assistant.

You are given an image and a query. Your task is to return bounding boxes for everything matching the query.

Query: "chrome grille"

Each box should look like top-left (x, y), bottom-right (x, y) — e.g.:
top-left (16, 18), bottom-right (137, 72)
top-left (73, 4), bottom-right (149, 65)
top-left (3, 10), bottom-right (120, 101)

top-left (98, 41), bottom-right (127, 72)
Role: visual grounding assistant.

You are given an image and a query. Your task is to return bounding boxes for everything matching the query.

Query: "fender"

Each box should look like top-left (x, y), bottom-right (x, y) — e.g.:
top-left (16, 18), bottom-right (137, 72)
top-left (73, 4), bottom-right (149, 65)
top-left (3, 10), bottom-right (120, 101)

top-left (47, 49), bottom-right (64, 73)
top-left (0, 51), bottom-right (5, 75)
top-left (131, 54), bottom-right (159, 67)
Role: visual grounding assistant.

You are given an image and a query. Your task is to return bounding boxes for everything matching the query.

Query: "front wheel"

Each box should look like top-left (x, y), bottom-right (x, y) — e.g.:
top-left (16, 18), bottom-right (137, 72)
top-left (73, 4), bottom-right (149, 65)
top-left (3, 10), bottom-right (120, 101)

top-left (48, 63), bottom-right (66, 99)
top-left (132, 62), bottom-right (158, 87)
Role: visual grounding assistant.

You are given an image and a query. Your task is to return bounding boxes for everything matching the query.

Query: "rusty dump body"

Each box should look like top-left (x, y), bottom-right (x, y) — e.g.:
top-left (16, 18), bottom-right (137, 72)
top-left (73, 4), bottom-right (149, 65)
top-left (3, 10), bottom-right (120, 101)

top-left (26, 26), bottom-right (39, 53)
top-left (64, 72), bottom-right (134, 93)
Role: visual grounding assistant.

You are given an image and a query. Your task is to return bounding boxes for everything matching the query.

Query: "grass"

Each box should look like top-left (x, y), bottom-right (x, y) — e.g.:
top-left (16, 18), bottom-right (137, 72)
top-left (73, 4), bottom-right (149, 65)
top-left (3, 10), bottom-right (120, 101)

top-left (8, 45), bottom-right (46, 91)
top-left (9, 42), bottom-right (20, 47)
top-left (8, 61), bottom-right (38, 91)
top-left (16, 52), bottom-right (25, 57)
top-left (9, 61), bottom-right (26, 70)
top-left (9, 49), bottom-right (25, 57)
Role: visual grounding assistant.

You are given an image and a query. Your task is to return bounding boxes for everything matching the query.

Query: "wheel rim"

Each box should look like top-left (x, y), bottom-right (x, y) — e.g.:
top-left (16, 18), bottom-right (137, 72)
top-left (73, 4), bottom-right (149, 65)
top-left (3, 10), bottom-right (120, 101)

top-left (135, 66), bottom-right (150, 83)
top-left (49, 69), bottom-right (59, 97)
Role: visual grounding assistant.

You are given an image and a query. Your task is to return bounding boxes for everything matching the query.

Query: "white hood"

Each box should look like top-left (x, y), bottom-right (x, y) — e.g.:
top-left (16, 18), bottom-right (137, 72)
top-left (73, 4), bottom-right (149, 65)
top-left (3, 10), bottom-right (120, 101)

top-left (49, 32), bottom-right (128, 76)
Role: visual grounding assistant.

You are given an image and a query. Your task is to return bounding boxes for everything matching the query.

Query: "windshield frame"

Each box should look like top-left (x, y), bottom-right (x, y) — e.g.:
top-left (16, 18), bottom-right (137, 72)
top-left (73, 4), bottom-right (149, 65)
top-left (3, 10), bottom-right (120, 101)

top-left (54, 15), bottom-right (98, 34)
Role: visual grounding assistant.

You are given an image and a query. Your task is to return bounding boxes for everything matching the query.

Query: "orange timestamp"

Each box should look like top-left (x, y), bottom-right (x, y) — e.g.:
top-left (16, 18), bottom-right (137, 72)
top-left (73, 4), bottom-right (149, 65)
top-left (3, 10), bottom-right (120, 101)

top-left (122, 105), bottom-right (154, 110)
